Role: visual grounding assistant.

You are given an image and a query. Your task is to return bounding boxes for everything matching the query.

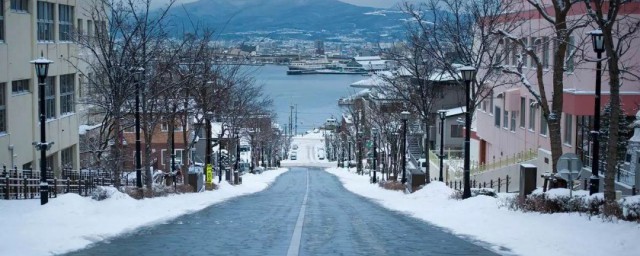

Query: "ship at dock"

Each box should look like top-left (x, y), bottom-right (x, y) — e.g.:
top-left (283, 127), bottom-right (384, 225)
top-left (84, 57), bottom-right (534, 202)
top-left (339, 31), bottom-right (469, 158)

top-left (286, 56), bottom-right (394, 75)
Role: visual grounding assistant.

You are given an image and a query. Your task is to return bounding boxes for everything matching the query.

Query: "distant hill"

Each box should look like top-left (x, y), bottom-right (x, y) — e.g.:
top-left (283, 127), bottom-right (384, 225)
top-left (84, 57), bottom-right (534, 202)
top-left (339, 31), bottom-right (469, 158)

top-left (166, 0), bottom-right (408, 40)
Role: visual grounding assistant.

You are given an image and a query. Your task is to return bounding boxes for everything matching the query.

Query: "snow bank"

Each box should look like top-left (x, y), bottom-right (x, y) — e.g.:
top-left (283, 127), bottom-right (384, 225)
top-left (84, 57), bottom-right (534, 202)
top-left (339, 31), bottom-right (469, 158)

top-left (0, 168), bottom-right (289, 256)
top-left (325, 167), bottom-right (640, 256)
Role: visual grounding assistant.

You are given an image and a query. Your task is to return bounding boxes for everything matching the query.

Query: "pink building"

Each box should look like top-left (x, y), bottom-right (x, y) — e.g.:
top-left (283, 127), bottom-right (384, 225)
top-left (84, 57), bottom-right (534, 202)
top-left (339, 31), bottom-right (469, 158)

top-left (474, 2), bottom-right (640, 173)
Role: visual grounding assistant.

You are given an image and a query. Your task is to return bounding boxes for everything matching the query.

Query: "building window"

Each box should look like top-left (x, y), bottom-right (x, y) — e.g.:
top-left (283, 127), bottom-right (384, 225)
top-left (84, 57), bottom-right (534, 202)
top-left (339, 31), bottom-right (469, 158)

top-left (0, 1), bottom-right (4, 41)
top-left (0, 83), bottom-right (6, 133)
top-left (489, 90), bottom-right (494, 115)
top-left (77, 18), bottom-right (83, 35)
top-left (564, 113), bottom-right (573, 145)
top-left (494, 106), bottom-right (501, 127)
top-left (87, 20), bottom-right (93, 37)
top-left (529, 99), bottom-right (536, 131)
top-left (11, 79), bottom-right (30, 94)
top-left (566, 36), bottom-right (575, 72)
top-left (450, 124), bottom-right (463, 138)
top-left (510, 111), bottom-right (516, 132)
top-left (520, 97), bottom-right (526, 128)
top-left (161, 122), bottom-right (169, 132)
top-left (10, 0), bottom-right (28, 12)
top-left (542, 37), bottom-right (549, 69)
top-left (45, 77), bottom-right (56, 119)
top-left (504, 40), bottom-right (510, 66)
top-left (59, 5), bottom-right (74, 41)
top-left (60, 74), bottom-right (75, 115)
top-left (37, 1), bottom-right (55, 41)
top-left (540, 113), bottom-right (548, 136)
top-left (511, 42), bottom-right (518, 66)
top-left (503, 107), bottom-right (509, 129)
top-left (522, 37), bottom-right (528, 68)
top-left (61, 147), bottom-right (74, 169)
top-left (481, 99), bottom-right (486, 112)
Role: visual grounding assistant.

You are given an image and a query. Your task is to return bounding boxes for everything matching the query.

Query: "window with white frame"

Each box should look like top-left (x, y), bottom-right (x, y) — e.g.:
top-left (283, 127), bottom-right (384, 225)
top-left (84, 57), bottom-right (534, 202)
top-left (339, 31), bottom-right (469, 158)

top-left (529, 99), bottom-right (536, 131)
top-left (59, 4), bottom-right (74, 41)
top-left (564, 113), bottom-right (573, 145)
top-left (61, 146), bottom-right (74, 169)
top-left (77, 18), bottom-right (83, 35)
top-left (0, 83), bottom-right (6, 133)
top-left (520, 97), bottom-right (526, 128)
top-left (11, 79), bottom-right (29, 94)
top-left (503, 106), bottom-right (509, 129)
top-left (59, 74), bottom-right (75, 115)
top-left (87, 20), bottom-right (93, 37)
top-left (510, 111), bottom-right (516, 132)
top-left (489, 90), bottom-right (494, 114)
top-left (540, 113), bottom-right (548, 136)
top-left (542, 37), bottom-right (549, 69)
top-left (494, 106), bottom-right (501, 127)
top-left (565, 36), bottom-right (575, 72)
top-left (450, 124), bottom-right (463, 138)
top-left (10, 0), bottom-right (28, 12)
top-left (161, 121), bottom-right (169, 132)
top-left (0, 1), bottom-right (4, 41)
top-left (37, 1), bottom-right (55, 41)
top-left (522, 37), bottom-right (528, 67)
top-left (45, 77), bottom-right (56, 119)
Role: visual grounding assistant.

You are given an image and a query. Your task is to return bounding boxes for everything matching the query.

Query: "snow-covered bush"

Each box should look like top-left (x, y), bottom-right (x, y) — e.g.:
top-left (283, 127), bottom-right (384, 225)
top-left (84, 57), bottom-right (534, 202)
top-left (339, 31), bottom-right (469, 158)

top-left (508, 188), bottom-right (639, 221)
top-left (619, 196), bottom-right (640, 222)
top-left (472, 188), bottom-right (497, 198)
top-left (91, 186), bottom-right (119, 201)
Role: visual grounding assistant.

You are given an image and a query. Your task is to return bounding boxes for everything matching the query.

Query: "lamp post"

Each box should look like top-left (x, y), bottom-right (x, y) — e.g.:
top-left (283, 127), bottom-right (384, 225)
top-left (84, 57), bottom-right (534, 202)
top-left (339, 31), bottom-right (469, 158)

top-left (458, 65), bottom-right (476, 199)
top-left (30, 54), bottom-right (53, 205)
top-left (401, 111), bottom-right (410, 184)
top-left (372, 127), bottom-right (378, 183)
top-left (588, 29), bottom-right (605, 195)
top-left (205, 111), bottom-right (213, 184)
top-left (348, 139), bottom-right (352, 171)
top-left (357, 130), bottom-right (363, 175)
top-left (218, 132), bottom-right (223, 183)
top-left (133, 67), bottom-right (144, 188)
top-left (170, 104), bottom-right (178, 175)
top-left (235, 130), bottom-right (240, 173)
top-left (438, 110), bottom-right (447, 182)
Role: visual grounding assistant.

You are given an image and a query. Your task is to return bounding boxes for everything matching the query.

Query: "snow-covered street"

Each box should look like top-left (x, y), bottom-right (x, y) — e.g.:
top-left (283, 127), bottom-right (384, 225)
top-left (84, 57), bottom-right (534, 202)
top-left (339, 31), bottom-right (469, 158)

top-left (2, 131), bottom-right (639, 256)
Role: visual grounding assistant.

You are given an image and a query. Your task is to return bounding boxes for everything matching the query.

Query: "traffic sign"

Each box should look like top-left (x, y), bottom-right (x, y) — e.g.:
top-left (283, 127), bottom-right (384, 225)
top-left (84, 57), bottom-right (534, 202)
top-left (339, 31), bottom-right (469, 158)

top-left (206, 164), bottom-right (213, 184)
top-left (556, 153), bottom-right (582, 182)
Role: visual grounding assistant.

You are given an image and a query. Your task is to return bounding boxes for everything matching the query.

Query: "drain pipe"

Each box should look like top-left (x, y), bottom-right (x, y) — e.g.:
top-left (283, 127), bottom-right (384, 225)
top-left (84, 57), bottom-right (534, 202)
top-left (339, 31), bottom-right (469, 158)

top-left (8, 144), bottom-right (15, 168)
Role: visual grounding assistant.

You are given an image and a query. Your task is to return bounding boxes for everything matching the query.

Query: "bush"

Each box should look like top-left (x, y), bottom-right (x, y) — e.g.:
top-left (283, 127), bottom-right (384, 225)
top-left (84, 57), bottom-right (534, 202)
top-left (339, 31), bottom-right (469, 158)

top-left (507, 189), bottom-right (640, 222)
top-left (91, 186), bottom-right (119, 201)
top-left (379, 180), bottom-right (405, 192)
top-left (449, 188), bottom-right (497, 200)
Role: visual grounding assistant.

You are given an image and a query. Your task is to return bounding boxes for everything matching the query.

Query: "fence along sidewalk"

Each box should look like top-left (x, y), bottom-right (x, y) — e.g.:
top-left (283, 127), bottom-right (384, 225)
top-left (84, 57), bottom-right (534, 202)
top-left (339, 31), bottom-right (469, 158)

top-left (0, 166), bottom-right (118, 200)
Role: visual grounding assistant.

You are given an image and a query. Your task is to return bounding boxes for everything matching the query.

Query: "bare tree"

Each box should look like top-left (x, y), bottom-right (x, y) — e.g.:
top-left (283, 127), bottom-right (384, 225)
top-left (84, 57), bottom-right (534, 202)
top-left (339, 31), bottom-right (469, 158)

top-left (583, 0), bottom-right (640, 214)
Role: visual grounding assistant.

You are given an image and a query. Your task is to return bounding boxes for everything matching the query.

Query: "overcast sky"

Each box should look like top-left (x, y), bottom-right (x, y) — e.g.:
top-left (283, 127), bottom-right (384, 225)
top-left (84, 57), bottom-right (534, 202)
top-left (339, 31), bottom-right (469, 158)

top-left (153, 0), bottom-right (416, 9)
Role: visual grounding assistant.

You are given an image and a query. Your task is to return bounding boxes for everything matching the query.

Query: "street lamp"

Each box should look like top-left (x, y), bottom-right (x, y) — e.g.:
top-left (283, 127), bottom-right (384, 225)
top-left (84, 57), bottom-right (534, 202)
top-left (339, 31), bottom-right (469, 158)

top-left (372, 127), bottom-right (378, 183)
top-left (357, 130), bottom-right (363, 175)
top-left (30, 54), bottom-right (53, 205)
top-left (205, 111), bottom-right (213, 184)
top-left (218, 132), bottom-right (223, 183)
top-left (348, 138), bottom-right (352, 171)
top-left (401, 110), bottom-right (410, 184)
top-left (235, 130), bottom-right (240, 173)
top-left (132, 67), bottom-right (144, 188)
top-left (588, 29), bottom-right (605, 195)
top-left (458, 65), bottom-right (476, 199)
top-left (438, 110), bottom-right (447, 182)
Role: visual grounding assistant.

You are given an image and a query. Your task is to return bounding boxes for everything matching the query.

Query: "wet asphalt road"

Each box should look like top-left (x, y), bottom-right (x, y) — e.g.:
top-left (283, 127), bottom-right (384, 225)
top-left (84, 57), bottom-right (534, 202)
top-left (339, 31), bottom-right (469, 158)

top-left (65, 167), bottom-right (498, 256)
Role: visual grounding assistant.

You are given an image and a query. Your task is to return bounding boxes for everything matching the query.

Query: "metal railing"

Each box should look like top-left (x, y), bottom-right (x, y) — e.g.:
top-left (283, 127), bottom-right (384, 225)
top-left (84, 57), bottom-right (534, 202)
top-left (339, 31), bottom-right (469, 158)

top-left (471, 149), bottom-right (537, 175)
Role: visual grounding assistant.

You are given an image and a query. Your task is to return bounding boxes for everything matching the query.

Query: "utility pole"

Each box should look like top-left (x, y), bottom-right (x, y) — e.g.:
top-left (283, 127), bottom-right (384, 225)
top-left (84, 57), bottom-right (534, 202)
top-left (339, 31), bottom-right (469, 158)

top-left (295, 104), bottom-right (298, 135)
top-left (290, 105), bottom-right (294, 137)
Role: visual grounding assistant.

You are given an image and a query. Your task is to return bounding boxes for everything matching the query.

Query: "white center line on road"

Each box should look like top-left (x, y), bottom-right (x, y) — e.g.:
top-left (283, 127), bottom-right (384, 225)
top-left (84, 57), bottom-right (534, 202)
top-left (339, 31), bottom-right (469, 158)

top-left (287, 170), bottom-right (309, 256)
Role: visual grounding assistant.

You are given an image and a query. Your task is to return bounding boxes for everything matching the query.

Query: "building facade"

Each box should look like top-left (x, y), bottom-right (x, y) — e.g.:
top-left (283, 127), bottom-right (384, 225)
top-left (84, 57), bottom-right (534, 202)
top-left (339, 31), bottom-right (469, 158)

top-left (474, 3), bottom-right (640, 173)
top-left (0, 0), bottom-right (102, 174)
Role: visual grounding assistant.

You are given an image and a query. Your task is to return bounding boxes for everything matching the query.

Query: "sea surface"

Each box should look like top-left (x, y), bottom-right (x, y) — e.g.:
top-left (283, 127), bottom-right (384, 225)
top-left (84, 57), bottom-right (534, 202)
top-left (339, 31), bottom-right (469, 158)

top-left (251, 65), bottom-right (364, 133)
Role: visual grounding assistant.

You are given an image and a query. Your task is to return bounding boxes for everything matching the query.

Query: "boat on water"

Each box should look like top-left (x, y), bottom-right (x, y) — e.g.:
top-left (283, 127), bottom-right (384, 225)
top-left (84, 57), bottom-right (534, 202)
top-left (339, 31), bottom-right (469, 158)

top-left (287, 69), bottom-right (368, 75)
top-left (288, 57), bottom-right (331, 71)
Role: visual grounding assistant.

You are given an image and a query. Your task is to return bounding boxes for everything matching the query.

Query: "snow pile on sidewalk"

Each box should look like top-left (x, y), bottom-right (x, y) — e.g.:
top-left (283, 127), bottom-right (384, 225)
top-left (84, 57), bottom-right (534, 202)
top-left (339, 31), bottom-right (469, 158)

top-left (325, 167), bottom-right (640, 256)
top-left (0, 168), bottom-right (288, 256)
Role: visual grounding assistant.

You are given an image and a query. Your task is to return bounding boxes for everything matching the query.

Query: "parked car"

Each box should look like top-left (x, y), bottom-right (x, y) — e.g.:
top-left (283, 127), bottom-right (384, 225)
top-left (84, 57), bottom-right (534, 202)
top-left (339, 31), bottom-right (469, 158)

top-left (292, 144), bottom-right (299, 150)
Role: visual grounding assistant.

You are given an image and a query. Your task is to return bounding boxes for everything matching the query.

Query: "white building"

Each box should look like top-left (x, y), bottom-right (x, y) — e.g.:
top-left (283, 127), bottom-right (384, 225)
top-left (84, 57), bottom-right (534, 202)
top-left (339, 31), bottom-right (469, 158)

top-left (0, 0), bottom-right (103, 174)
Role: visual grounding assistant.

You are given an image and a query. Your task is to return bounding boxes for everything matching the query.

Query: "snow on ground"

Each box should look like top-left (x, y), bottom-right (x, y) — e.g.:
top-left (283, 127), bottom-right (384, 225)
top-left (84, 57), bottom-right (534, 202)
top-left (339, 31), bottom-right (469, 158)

top-left (0, 168), bottom-right (288, 256)
top-left (293, 133), bottom-right (640, 256)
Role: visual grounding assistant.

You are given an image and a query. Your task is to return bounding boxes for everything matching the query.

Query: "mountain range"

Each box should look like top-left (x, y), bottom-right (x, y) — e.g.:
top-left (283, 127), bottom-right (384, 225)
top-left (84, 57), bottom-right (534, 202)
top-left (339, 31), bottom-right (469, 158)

top-left (167, 0), bottom-right (408, 40)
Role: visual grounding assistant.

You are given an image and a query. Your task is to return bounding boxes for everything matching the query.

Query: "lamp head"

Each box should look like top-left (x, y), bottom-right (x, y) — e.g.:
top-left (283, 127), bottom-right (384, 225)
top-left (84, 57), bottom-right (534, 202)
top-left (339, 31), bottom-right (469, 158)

top-left (458, 66), bottom-right (476, 82)
top-left (588, 29), bottom-right (605, 53)
top-left (438, 110), bottom-right (447, 120)
top-left (30, 52), bottom-right (54, 79)
top-left (401, 110), bottom-right (410, 121)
